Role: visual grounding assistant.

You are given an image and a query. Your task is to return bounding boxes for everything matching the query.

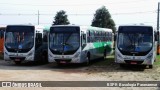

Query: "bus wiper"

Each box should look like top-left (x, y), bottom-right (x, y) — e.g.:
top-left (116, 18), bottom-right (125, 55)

top-left (63, 33), bottom-right (73, 47)
top-left (126, 34), bottom-right (133, 45)
top-left (64, 43), bottom-right (73, 47)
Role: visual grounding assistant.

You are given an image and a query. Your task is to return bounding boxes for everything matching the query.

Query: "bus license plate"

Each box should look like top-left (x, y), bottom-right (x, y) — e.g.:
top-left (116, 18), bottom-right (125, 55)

top-left (131, 62), bottom-right (137, 64)
top-left (15, 59), bottom-right (20, 61)
top-left (60, 61), bottom-right (66, 64)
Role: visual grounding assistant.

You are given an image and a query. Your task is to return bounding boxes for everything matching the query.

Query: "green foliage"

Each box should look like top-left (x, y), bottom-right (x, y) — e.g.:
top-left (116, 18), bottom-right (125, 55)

top-left (53, 10), bottom-right (70, 25)
top-left (91, 6), bottom-right (116, 33)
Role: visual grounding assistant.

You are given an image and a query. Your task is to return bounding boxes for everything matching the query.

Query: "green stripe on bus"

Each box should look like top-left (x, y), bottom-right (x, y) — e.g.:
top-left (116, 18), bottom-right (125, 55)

top-left (93, 41), bottom-right (112, 53)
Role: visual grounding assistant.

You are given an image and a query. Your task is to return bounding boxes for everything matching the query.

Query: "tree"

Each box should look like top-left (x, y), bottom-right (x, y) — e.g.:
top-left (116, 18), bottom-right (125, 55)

top-left (91, 6), bottom-right (116, 33)
top-left (52, 10), bottom-right (70, 25)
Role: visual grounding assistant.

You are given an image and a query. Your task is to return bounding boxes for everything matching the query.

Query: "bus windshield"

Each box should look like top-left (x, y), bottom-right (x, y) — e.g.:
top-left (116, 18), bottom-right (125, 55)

top-left (49, 27), bottom-right (80, 55)
top-left (117, 26), bottom-right (153, 55)
top-left (5, 26), bottom-right (34, 53)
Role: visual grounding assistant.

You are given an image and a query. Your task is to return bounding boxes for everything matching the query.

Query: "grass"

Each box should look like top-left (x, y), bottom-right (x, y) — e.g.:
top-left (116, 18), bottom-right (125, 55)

top-left (155, 55), bottom-right (160, 66)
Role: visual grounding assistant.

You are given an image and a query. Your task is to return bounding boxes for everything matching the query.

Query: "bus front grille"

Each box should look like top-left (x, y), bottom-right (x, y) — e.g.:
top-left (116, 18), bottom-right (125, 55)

top-left (55, 59), bottom-right (72, 63)
top-left (124, 60), bottom-right (144, 65)
top-left (9, 57), bottom-right (26, 61)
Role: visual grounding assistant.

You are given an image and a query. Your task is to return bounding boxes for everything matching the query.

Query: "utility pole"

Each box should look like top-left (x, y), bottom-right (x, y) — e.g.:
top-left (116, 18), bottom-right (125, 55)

top-left (157, 2), bottom-right (160, 55)
top-left (157, 3), bottom-right (159, 31)
top-left (38, 10), bottom-right (39, 25)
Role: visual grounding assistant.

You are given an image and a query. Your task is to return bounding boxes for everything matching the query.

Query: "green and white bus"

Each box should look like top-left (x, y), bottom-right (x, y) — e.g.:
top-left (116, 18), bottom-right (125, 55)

top-left (48, 25), bottom-right (113, 65)
top-left (4, 25), bottom-right (50, 64)
top-left (115, 25), bottom-right (157, 68)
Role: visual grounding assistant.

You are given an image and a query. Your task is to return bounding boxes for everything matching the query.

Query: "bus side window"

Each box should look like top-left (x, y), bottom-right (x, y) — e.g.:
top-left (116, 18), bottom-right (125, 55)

top-left (90, 31), bottom-right (93, 42)
top-left (36, 32), bottom-right (42, 48)
top-left (0, 30), bottom-right (1, 39)
top-left (2, 30), bottom-right (4, 39)
top-left (38, 33), bottom-right (42, 42)
top-left (0, 30), bottom-right (3, 39)
top-left (81, 31), bottom-right (86, 49)
top-left (155, 31), bottom-right (158, 41)
top-left (87, 30), bottom-right (90, 43)
top-left (105, 32), bottom-right (107, 41)
top-left (43, 35), bottom-right (47, 42)
top-left (109, 32), bottom-right (111, 41)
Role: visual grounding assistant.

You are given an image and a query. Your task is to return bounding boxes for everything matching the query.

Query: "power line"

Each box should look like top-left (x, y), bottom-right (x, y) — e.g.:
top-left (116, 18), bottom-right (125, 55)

top-left (112, 10), bottom-right (156, 15)
top-left (0, 4), bottom-right (155, 12)
top-left (0, 0), bottom-right (149, 7)
top-left (0, 10), bottom-right (156, 16)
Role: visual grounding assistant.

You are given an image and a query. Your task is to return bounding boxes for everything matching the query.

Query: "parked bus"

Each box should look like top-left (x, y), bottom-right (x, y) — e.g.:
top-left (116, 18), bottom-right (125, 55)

top-left (4, 25), bottom-right (50, 64)
top-left (48, 25), bottom-right (113, 65)
top-left (115, 25), bottom-right (157, 68)
top-left (0, 25), bottom-right (6, 54)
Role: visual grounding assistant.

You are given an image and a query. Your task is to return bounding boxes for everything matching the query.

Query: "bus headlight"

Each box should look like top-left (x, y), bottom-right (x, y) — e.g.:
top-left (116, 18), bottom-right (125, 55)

top-left (146, 53), bottom-right (153, 60)
top-left (28, 51), bottom-right (34, 56)
top-left (5, 52), bottom-right (8, 55)
top-left (74, 52), bottom-right (80, 58)
top-left (117, 53), bottom-right (123, 59)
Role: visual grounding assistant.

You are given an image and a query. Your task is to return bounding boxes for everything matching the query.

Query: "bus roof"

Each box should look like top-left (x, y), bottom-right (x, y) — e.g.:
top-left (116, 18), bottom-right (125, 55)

top-left (7, 25), bottom-right (34, 27)
top-left (118, 25), bottom-right (153, 28)
top-left (51, 25), bottom-right (112, 32)
top-left (43, 25), bottom-right (51, 31)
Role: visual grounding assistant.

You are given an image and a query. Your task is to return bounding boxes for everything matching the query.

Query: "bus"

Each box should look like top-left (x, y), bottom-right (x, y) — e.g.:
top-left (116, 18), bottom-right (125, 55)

top-left (0, 25), bottom-right (6, 54)
top-left (4, 25), bottom-right (50, 64)
top-left (115, 25), bottom-right (157, 68)
top-left (48, 25), bottom-right (113, 65)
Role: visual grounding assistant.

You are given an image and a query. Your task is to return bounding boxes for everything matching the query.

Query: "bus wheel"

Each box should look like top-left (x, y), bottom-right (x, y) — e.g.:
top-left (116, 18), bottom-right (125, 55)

top-left (57, 63), bottom-right (62, 66)
top-left (142, 65), bottom-right (147, 69)
top-left (120, 64), bottom-right (125, 67)
top-left (14, 61), bottom-right (21, 65)
top-left (85, 54), bottom-right (90, 66)
top-left (42, 51), bottom-right (48, 63)
top-left (103, 50), bottom-right (107, 60)
top-left (149, 65), bottom-right (153, 69)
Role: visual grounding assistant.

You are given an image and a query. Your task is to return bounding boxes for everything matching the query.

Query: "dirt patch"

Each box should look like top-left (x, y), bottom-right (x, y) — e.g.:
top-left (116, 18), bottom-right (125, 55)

top-left (0, 56), bottom-right (160, 90)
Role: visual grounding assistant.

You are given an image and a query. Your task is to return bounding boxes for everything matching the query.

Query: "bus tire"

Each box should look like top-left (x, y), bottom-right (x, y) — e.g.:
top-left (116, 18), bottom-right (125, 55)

top-left (149, 65), bottom-right (153, 69)
top-left (14, 61), bottom-right (21, 65)
top-left (142, 65), bottom-right (147, 69)
top-left (42, 51), bottom-right (48, 63)
top-left (120, 64), bottom-right (125, 67)
top-left (103, 49), bottom-right (107, 60)
top-left (85, 53), bottom-right (90, 66)
top-left (57, 63), bottom-right (62, 66)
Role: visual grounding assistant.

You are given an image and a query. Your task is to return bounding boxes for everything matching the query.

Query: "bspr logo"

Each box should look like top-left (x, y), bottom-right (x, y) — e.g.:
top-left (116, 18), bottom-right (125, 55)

top-left (2, 82), bottom-right (12, 87)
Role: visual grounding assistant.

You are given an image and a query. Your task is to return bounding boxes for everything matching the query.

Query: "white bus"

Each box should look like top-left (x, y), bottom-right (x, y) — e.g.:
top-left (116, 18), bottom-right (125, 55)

top-left (115, 25), bottom-right (157, 68)
top-left (48, 25), bottom-right (113, 65)
top-left (4, 25), bottom-right (50, 64)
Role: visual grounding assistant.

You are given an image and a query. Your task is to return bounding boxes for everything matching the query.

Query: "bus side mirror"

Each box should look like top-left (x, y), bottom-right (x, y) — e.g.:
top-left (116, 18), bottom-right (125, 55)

top-left (155, 36), bottom-right (158, 41)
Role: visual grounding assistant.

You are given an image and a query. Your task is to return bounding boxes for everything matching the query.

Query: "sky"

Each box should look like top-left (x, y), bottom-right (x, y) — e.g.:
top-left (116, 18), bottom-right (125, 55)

top-left (0, 0), bottom-right (158, 27)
